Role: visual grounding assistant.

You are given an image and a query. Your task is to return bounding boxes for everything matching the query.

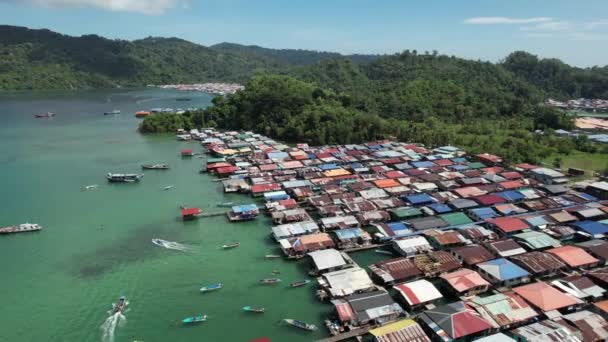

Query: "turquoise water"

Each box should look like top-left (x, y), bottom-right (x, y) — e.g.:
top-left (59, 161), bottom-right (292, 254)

top-left (0, 89), bottom-right (332, 342)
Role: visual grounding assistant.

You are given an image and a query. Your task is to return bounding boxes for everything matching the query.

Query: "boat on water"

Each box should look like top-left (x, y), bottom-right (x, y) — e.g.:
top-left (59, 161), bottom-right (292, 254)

top-left (222, 242), bottom-right (240, 249)
top-left (283, 319), bottom-right (317, 331)
top-left (265, 254), bottom-right (281, 259)
top-left (141, 163), bottom-right (169, 170)
top-left (34, 112), bottom-right (55, 118)
top-left (200, 283), bottom-right (222, 293)
top-left (106, 173), bottom-right (143, 183)
top-left (374, 249), bottom-right (394, 255)
top-left (104, 109), bottom-right (121, 115)
top-left (290, 280), bottom-right (311, 288)
top-left (176, 98), bottom-right (192, 102)
top-left (135, 111), bottom-right (150, 118)
top-left (259, 278), bottom-right (281, 285)
top-left (182, 315), bottom-right (207, 324)
top-left (83, 184), bottom-right (99, 190)
top-left (111, 296), bottom-right (127, 315)
top-left (0, 223), bottom-right (42, 234)
top-left (163, 185), bottom-right (174, 190)
top-left (271, 270), bottom-right (280, 275)
top-left (242, 306), bottom-right (265, 313)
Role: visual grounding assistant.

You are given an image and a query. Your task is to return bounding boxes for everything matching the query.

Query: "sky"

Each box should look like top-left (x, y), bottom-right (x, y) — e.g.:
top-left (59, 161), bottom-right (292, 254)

top-left (0, 0), bottom-right (607, 67)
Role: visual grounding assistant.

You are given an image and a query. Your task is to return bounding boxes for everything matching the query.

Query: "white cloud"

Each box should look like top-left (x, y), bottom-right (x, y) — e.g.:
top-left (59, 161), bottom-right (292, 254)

top-left (463, 17), bottom-right (552, 25)
top-left (520, 21), bottom-right (572, 32)
top-left (6, 0), bottom-right (182, 15)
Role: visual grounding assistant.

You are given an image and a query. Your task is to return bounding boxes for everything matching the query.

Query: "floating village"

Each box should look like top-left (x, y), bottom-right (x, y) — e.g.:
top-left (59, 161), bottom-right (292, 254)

top-left (8, 124), bottom-right (608, 342)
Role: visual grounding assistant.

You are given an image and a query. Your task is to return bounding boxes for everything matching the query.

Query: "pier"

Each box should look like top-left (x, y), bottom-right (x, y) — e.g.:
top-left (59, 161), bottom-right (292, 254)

top-left (315, 327), bottom-right (371, 342)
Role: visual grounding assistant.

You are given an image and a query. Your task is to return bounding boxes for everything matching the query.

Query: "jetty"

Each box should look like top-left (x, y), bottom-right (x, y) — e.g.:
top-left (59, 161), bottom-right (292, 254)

top-left (315, 327), bottom-right (372, 342)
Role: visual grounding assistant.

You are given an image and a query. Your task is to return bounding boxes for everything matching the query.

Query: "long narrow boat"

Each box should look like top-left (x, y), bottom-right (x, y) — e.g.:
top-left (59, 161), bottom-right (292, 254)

top-left (111, 296), bottom-right (127, 315)
top-left (182, 315), bottom-right (207, 324)
top-left (0, 223), bottom-right (42, 234)
top-left (141, 163), bottom-right (169, 170)
top-left (34, 112), bottom-right (55, 118)
top-left (242, 306), bottom-right (265, 313)
top-left (283, 319), bottom-right (317, 331)
top-left (200, 283), bottom-right (222, 293)
top-left (289, 280), bottom-right (311, 288)
top-left (104, 110), bottom-right (121, 115)
top-left (222, 242), bottom-right (240, 249)
top-left (259, 278), bottom-right (281, 285)
top-left (265, 254), bottom-right (281, 259)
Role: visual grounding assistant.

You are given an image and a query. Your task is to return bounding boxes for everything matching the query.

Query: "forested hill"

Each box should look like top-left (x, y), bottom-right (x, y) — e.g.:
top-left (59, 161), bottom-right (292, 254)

top-left (1, 24), bottom-right (607, 101)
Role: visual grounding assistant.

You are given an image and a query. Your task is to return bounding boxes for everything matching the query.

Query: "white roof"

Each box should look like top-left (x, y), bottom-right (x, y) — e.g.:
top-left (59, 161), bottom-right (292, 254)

top-left (271, 221), bottom-right (319, 240)
top-left (308, 249), bottom-right (347, 271)
top-left (412, 182), bottom-right (438, 191)
top-left (589, 181), bottom-right (608, 191)
top-left (323, 267), bottom-right (374, 297)
top-left (395, 279), bottom-right (442, 305)
top-left (393, 236), bottom-right (432, 256)
top-left (359, 188), bottom-right (388, 200)
top-left (474, 333), bottom-right (515, 342)
top-left (532, 167), bottom-right (565, 178)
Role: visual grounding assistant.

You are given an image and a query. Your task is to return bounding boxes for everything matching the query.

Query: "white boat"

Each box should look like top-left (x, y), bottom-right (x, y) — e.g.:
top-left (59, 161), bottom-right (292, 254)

top-left (84, 184), bottom-right (99, 190)
top-left (163, 185), bottom-right (174, 190)
top-left (0, 223), bottom-right (42, 234)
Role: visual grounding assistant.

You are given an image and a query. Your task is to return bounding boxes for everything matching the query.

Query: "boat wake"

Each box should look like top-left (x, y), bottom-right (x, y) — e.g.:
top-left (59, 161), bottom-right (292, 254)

top-left (100, 312), bottom-right (126, 342)
top-left (152, 238), bottom-right (192, 252)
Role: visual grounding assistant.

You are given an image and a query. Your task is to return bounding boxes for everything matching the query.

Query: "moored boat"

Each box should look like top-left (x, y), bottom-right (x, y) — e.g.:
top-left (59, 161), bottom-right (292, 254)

top-left (222, 242), bottom-right (240, 249)
top-left (289, 280), bottom-right (311, 288)
top-left (34, 112), bottom-right (55, 118)
top-left (106, 173), bottom-right (142, 183)
top-left (104, 109), bottom-right (121, 115)
top-left (111, 296), bottom-right (127, 315)
top-left (283, 319), bottom-right (317, 331)
top-left (182, 315), bottom-right (207, 324)
top-left (242, 306), bottom-right (265, 313)
top-left (0, 223), bottom-right (42, 234)
top-left (135, 111), bottom-right (150, 118)
top-left (259, 278), bottom-right (281, 285)
top-left (200, 283), bottom-right (222, 293)
top-left (141, 163), bottom-right (169, 170)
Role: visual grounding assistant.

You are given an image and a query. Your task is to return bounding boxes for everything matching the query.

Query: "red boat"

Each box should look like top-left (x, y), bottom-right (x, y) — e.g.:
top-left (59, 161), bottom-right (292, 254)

top-left (34, 112), bottom-right (55, 118)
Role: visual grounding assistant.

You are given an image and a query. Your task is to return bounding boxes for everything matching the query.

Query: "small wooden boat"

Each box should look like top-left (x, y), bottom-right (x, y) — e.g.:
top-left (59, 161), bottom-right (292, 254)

top-left (222, 242), bottom-right (240, 249)
top-left (259, 278), bottom-right (281, 285)
top-left (142, 163), bottom-right (169, 170)
top-left (283, 319), bottom-right (317, 331)
top-left (200, 283), bottom-right (222, 293)
top-left (34, 112), bottom-right (55, 118)
top-left (265, 254), bottom-right (281, 259)
top-left (111, 296), bottom-right (127, 315)
top-left (271, 270), bottom-right (280, 275)
top-left (242, 306), bottom-right (265, 313)
top-left (182, 315), bottom-right (207, 324)
top-left (163, 185), bottom-right (174, 190)
top-left (374, 249), bottom-right (393, 255)
top-left (83, 184), bottom-right (99, 190)
top-left (290, 280), bottom-right (311, 288)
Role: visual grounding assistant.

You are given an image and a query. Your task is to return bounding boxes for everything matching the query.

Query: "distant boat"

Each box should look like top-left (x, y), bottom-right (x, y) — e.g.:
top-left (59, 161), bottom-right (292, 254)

top-left (200, 283), bottom-right (222, 293)
top-left (271, 270), bottom-right (280, 275)
top-left (83, 184), bottom-right (99, 190)
top-left (163, 185), bottom-right (174, 190)
top-left (182, 315), bottom-right (207, 324)
top-left (176, 98), bottom-right (192, 102)
top-left (0, 223), bottom-right (42, 234)
top-left (104, 109), bottom-right (121, 115)
top-left (289, 280), bottom-right (311, 288)
top-left (111, 296), bottom-right (127, 315)
top-left (283, 319), bottom-right (317, 331)
top-left (222, 242), bottom-right (240, 249)
top-left (135, 111), bottom-right (150, 118)
top-left (106, 173), bottom-right (142, 183)
top-left (142, 163), bottom-right (169, 170)
top-left (242, 306), bottom-right (265, 313)
top-left (259, 278), bottom-right (281, 285)
top-left (374, 249), bottom-right (393, 255)
top-left (34, 112), bottom-right (55, 118)
top-left (265, 254), bottom-right (281, 259)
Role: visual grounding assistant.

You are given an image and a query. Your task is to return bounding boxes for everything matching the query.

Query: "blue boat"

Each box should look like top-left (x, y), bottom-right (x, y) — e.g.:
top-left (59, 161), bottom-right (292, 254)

top-left (182, 314), bottom-right (207, 324)
top-left (200, 283), bottom-right (222, 293)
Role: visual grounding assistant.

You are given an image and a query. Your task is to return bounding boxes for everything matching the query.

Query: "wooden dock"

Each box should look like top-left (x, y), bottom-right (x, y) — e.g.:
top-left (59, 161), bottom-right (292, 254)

top-left (342, 243), bottom-right (388, 253)
top-left (315, 326), bottom-right (371, 342)
top-left (197, 210), bottom-right (228, 218)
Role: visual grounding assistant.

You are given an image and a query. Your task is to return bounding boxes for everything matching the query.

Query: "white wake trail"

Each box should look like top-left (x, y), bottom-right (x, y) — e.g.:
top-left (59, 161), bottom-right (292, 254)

top-left (100, 312), bottom-right (125, 342)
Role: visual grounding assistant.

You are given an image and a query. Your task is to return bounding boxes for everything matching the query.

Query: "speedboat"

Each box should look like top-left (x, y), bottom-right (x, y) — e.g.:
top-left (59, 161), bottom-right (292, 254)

top-left (200, 283), bottom-right (222, 293)
top-left (104, 110), bottom-right (121, 115)
top-left (222, 242), bottom-right (240, 249)
top-left (141, 163), bottom-right (169, 170)
top-left (242, 306), bottom-right (265, 313)
top-left (84, 184), bottom-right (99, 190)
top-left (283, 319), bottom-right (317, 331)
top-left (182, 315), bottom-right (207, 324)
top-left (163, 185), bottom-right (174, 190)
top-left (106, 173), bottom-right (142, 183)
top-left (264, 254), bottom-right (281, 259)
top-left (289, 280), bottom-right (311, 288)
top-left (34, 112), bottom-right (55, 118)
top-left (0, 223), bottom-right (42, 234)
top-left (111, 296), bottom-right (127, 315)
top-left (259, 278), bottom-right (281, 285)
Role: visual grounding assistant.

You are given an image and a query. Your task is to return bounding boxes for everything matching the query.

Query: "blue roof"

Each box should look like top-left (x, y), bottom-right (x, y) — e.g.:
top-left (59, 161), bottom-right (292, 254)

top-left (470, 207), bottom-right (498, 219)
top-left (575, 192), bottom-right (597, 202)
top-left (394, 163), bottom-right (412, 170)
top-left (387, 222), bottom-right (408, 231)
top-left (478, 258), bottom-right (530, 280)
top-left (308, 153), bottom-right (317, 159)
top-left (369, 144), bottom-right (383, 150)
top-left (232, 204), bottom-right (258, 213)
top-left (263, 191), bottom-right (290, 201)
top-left (350, 162), bottom-right (364, 169)
top-left (319, 163), bottom-right (338, 171)
top-left (496, 190), bottom-right (525, 202)
top-left (267, 151), bottom-right (289, 160)
top-left (572, 221), bottom-right (608, 235)
top-left (451, 157), bottom-right (467, 163)
top-left (427, 203), bottom-right (452, 214)
top-left (411, 161), bottom-right (435, 168)
top-left (524, 216), bottom-right (551, 227)
top-left (449, 164), bottom-right (469, 171)
top-left (334, 228), bottom-right (362, 240)
top-left (403, 193), bottom-right (435, 205)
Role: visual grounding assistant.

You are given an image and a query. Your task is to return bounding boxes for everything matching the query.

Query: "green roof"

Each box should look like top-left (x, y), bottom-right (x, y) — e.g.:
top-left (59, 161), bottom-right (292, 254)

top-left (467, 162), bottom-right (486, 169)
top-left (390, 207), bottom-right (422, 219)
top-left (513, 231), bottom-right (561, 250)
top-left (440, 212), bottom-right (473, 226)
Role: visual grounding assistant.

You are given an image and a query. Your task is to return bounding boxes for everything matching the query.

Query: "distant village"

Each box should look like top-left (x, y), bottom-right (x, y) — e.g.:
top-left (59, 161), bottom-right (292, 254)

top-left (182, 127), bottom-right (608, 341)
top-left (548, 98), bottom-right (608, 112)
top-left (156, 83), bottom-right (245, 95)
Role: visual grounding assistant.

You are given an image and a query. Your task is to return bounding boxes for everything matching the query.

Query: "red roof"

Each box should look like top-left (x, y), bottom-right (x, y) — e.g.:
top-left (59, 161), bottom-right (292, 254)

top-left (181, 207), bottom-right (199, 216)
top-left (477, 153), bottom-right (502, 163)
top-left (216, 166), bottom-right (239, 175)
top-left (487, 217), bottom-right (529, 233)
top-left (315, 152), bottom-right (332, 159)
top-left (474, 194), bottom-right (506, 206)
top-left (259, 163), bottom-right (277, 171)
top-left (434, 159), bottom-right (453, 167)
top-left (499, 180), bottom-right (524, 190)
top-left (251, 183), bottom-right (281, 194)
top-left (384, 170), bottom-right (406, 179)
top-left (501, 171), bottom-right (523, 180)
top-left (206, 162), bottom-right (231, 170)
top-left (181, 149), bottom-right (193, 153)
top-left (335, 302), bottom-right (355, 322)
top-left (515, 163), bottom-right (538, 171)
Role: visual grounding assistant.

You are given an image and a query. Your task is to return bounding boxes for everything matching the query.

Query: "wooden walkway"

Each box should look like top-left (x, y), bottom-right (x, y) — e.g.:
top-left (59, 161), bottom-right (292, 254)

top-left (315, 327), bottom-right (371, 342)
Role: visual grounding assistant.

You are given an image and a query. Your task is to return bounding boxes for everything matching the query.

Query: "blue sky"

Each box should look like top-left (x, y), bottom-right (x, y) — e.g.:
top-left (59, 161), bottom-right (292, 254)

top-left (1, 0), bottom-right (607, 67)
